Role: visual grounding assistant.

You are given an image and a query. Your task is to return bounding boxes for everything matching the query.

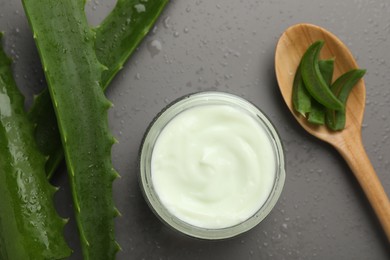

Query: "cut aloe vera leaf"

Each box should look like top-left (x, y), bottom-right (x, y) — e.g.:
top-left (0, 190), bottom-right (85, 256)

top-left (22, 1), bottom-right (120, 259)
top-left (27, 0), bottom-right (169, 179)
top-left (0, 33), bottom-right (71, 260)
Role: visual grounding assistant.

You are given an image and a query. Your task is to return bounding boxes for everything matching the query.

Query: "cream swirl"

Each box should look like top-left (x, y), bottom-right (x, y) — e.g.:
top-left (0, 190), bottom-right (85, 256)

top-left (151, 104), bottom-right (276, 229)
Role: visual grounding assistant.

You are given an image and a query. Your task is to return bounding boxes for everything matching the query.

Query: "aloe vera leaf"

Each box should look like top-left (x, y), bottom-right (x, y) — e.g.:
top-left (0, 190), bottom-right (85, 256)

top-left (294, 57), bottom-right (335, 123)
top-left (27, 0), bottom-right (169, 179)
top-left (318, 58), bottom-right (334, 86)
top-left (326, 69), bottom-right (366, 131)
top-left (21, 1), bottom-right (120, 259)
top-left (0, 33), bottom-right (71, 259)
top-left (292, 64), bottom-right (311, 117)
top-left (307, 59), bottom-right (335, 125)
top-left (27, 89), bottom-right (62, 178)
top-left (95, 0), bottom-right (170, 87)
top-left (301, 41), bottom-right (344, 111)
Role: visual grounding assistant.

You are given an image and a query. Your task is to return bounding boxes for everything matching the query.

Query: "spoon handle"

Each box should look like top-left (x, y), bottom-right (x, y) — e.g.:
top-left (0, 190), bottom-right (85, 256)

top-left (336, 134), bottom-right (390, 242)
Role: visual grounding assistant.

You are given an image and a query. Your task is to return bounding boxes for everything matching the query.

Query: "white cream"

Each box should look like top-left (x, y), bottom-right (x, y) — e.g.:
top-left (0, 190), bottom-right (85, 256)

top-left (151, 104), bottom-right (276, 229)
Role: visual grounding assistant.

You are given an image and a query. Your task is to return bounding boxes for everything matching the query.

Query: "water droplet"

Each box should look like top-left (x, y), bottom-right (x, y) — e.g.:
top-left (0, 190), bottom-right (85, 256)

top-left (135, 72), bottom-right (141, 80)
top-left (134, 4), bottom-right (146, 13)
top-left (147, 40), bottom-right (162, 57)
top-left (281, 223), bottom-right (288, 230)
top-left (163, 16), bottom-right (170, 29)
top-left (224, 74), bottom-right (233, 80)
top-left (183, 27), bottom-right (189, 33)
top-left (21, 195), bottom-right (28, 203)
top-left (173, 31), bottom-right (180, 38)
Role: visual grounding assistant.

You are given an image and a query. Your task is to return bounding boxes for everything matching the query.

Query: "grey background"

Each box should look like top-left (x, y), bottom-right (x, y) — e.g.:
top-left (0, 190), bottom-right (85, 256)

top-left (1, 0), bottom-right (389, 259)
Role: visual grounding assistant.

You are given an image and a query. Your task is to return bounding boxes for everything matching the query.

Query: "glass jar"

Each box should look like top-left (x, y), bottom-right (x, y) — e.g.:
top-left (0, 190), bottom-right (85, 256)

top-left (139, 91), bottom-right (285, 239)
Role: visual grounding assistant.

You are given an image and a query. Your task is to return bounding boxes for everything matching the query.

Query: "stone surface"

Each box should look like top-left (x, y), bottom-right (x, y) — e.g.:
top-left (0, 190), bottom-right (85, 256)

top-left (1, 0), bottom-right (389, 259)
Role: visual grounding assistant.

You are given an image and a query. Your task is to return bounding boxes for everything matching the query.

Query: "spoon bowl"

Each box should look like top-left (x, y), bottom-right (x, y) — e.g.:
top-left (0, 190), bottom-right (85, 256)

top-left (275, 23), bottom-right (390, 241)
top-left (275, 23), bottom-right (365, 143)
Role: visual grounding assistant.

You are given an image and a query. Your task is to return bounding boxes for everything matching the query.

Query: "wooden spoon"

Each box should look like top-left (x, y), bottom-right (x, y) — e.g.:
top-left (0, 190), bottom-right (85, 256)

top-left (275, 23), bottom-right (390, 241)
